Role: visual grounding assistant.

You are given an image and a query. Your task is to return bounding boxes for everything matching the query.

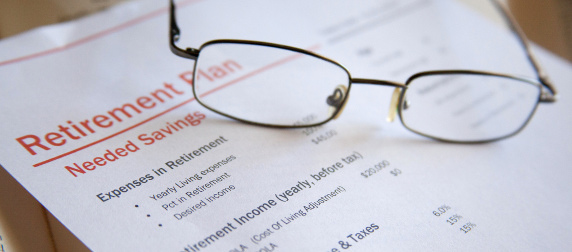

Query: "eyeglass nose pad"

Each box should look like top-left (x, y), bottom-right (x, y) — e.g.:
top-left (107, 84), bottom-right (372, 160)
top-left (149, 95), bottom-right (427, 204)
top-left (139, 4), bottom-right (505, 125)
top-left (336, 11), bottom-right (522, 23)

top-left (327, 85), bottom-right (349, 120)
top-left (386, 88), bottom-right (401, 122)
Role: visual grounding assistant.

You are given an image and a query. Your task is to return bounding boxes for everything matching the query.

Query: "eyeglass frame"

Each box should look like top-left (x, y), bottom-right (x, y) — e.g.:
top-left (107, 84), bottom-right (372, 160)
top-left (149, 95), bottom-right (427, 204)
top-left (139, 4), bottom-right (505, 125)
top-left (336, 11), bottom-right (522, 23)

top-left (168, 0), bottom-right (558, 143)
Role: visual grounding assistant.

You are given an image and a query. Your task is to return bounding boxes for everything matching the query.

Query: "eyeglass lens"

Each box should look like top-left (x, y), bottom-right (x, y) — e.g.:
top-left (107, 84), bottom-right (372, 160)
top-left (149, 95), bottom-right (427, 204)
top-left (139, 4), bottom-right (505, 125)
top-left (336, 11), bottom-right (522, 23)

top-left (193, 42), bottom-right (350, 127)
top-left (401, 73), bottom-right (541, 142)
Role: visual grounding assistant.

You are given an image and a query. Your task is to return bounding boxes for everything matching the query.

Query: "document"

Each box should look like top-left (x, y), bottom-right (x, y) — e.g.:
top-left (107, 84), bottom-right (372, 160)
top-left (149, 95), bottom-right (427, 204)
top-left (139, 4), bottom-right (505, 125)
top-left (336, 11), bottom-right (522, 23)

top-left (1, 0), bottom-right (571, 251)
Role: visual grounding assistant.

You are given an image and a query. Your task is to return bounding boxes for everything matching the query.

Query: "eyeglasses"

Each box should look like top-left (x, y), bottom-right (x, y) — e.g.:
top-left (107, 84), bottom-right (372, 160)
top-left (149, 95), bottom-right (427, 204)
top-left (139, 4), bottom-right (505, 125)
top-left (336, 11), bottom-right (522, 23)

top-left (168, 0), bottom-right (557, 143)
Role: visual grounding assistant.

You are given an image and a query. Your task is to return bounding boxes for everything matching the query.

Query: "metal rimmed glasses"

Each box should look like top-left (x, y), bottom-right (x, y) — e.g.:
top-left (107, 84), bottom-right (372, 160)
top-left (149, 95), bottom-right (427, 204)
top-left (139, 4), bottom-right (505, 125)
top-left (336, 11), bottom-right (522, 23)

top-left (169, 0), bottom-right (557, 143)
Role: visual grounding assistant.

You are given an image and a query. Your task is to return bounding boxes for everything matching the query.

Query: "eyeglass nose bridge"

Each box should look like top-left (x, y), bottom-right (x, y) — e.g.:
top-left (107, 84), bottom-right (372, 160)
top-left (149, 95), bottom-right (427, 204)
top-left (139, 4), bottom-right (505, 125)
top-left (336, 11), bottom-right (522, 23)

top-left (350, 78), bottom-right (406, 122)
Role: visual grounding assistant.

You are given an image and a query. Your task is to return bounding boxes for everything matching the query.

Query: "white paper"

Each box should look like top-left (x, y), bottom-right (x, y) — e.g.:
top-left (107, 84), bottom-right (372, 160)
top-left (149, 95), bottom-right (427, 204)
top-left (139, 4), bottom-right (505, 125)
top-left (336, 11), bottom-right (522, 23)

top-left (1, 0), bottom-right (571, 251)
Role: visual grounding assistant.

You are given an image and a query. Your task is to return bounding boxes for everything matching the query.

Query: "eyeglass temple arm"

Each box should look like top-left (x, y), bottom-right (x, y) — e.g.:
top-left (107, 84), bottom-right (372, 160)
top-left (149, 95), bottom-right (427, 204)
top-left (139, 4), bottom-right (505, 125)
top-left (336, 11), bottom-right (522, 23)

top-left (169, 0), bottom-right (200, 60)
top-left (490, 0), bottom-right (557, 103)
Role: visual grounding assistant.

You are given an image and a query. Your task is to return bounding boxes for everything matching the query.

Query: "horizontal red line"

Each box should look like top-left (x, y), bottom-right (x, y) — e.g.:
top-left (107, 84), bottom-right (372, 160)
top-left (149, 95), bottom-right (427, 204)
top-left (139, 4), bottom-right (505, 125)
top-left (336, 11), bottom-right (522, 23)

top-left (33, 97), bottom-right (196, 167)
